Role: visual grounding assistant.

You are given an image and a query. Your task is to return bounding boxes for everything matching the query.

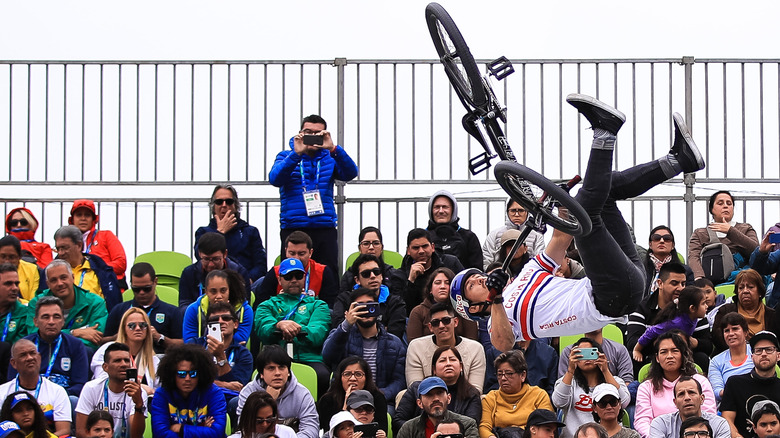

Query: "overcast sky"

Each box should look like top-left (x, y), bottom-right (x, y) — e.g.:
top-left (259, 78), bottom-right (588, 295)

top-left (3, 0), bottom-right (780, 61)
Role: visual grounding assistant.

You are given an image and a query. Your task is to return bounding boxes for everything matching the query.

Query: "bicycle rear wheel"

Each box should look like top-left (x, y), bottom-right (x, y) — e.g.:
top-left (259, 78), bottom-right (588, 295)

top-left (425, 3), bottom-right (487, 109)
top-left (494, 161), bottom-right (592, 236)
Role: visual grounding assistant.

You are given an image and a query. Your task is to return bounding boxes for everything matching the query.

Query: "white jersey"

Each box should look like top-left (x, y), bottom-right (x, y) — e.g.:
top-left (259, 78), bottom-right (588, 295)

top-left (492, 252), bottom-right (627, 341)
top-left (0, 376), bottom-right (71, 423)
top-left (76, 376), bottom-right (148, 438)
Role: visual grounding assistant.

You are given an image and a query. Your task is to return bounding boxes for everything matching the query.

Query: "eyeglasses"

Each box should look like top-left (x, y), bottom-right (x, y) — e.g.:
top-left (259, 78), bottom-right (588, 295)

top-left (208, 315), bottom-right (236, 323)
top-left (282, 271), bottom-right (305, 281)
top-left (359, 268), bottom-right (382, 279)
top-left (213, 198), bottom-right (235, 206)
top-left (126, 322), bottom-right (149, 331)
top-left (429, 317), bottom-right (453, 327)
top-left (360, 240), bottom-right (382, 248)
top-left (496, 371), bottom-right (517, 379)
top-left (352, 406), bottom-right (375, 414)
top-left (176, 370), bottom-right (198, 379)
top-left (683, 431), bottom-right (711, 438)
top-left (201, 256), bottom-right (223, 264)
top-left (342, 371), bottom-right (366, 379)
top-left (256, 417), bottom-right (278, 425)
top-left (508, 208), bottom-right (527, 216)
top-left (55, 244), bottom-right (75, 252)
top-left (650, 233), bottom-right (674, 242)
top-left (8, 219), bottom-right (28, 227)
top-left (754, 346), bottom-right (778, 355)
top-left (131, 285), bottom-right (153, 294)
top-left (595, 398), bottom-right (619, 408)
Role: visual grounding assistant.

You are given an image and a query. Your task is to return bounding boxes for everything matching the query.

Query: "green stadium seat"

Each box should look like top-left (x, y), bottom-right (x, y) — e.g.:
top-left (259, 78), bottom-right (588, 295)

top-left (134, 251), bottom-right (193, 292)
top-left (291, 362), bottom-right (318, 401)
top-left (558, 324), bottom-right (624, 354)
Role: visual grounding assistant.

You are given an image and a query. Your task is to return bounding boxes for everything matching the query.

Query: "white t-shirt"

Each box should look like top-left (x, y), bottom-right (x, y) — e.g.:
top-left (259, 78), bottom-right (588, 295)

top-left (0, 376), bottom-right (72, 422)
top-left (90, 342), bottom-right (160, 387)
top-left (491, 252), bottom-right (627, 341)
top-left (227, 424), bottom-right (297, 438)
top-left (75, 376), bottom-right (148, 438)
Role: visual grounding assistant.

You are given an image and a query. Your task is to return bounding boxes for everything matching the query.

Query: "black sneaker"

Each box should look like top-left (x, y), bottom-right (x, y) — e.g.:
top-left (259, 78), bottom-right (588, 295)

top-left (671, 112), bottom-right (705, 173)
top-left (566, 94), bottom-right (625, 135)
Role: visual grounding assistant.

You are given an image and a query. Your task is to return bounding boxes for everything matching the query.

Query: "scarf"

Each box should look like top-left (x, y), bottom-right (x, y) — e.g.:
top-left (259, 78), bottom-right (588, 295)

top-left (739, 303), bottom-right (766, 338)
top-left (649, 253), bottom-right (672, 292)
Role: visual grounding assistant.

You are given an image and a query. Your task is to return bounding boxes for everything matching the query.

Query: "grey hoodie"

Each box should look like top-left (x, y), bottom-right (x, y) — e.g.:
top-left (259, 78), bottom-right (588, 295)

top-left (236, 370), bottom-right (319, 438)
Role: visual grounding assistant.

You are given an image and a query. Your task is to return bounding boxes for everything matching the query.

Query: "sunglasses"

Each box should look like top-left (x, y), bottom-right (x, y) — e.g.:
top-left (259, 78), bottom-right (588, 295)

top-left (650, 233), bottom-right (674, 242)
top-left (208, 315), bottom-right (236, 323)
top-left (8, 219), bottom-right (29, 227)
top-left (359, 268), bottom-right (382, 279)
top-left (126, 322), bottom-right (149, 330)
top-left (176, 370), bottom-right (198, 379)
top-left (282, 271), bottom-right (305, 281)
top-left (131, 285), bottom-right (153, 294)
top-left (429, 316), bottom-right (453, 327)
top-left (352, 406), bottom-right (375, 414)
top-left (213, 198), bottom-right (235, 206)
top-left (256, 417), bottom-right (277, 425)
top-left (595, 398), bottom-right (619, 408)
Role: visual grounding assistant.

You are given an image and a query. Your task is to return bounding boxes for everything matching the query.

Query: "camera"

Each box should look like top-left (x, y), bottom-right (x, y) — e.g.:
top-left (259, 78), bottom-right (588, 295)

top-left (361, 302), bottom-right (380, 315)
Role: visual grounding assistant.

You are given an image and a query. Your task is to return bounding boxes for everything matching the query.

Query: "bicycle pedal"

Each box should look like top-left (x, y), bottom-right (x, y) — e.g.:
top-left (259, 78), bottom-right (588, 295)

top-left (488, 56), bottom-right (514, 81)
top-left (468, 152), bottom-right (494, 175)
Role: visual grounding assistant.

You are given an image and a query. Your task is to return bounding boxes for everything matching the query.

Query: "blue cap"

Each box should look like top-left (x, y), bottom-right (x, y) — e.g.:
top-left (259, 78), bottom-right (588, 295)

top-left (279, 258), bottom-right (305, 276)
top-left (9, 393), bottom-right (34, 410)
top-left (418, 376), bottom-right (448, 396)
top-left (0, 421), bottom-right (22, 438)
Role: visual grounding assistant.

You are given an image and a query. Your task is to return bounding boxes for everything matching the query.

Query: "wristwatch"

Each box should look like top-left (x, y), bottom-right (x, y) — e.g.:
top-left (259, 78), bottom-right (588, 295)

top-left (157, 334), bottom-right (165, 345)
top-left (217, 358), bottom-right (227, 367)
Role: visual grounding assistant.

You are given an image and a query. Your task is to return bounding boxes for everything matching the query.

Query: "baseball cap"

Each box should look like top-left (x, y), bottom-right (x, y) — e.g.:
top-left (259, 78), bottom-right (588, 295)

top-left (329, 411), bottom-right (361, 438)
top-left (9, 392), bottom-right (35, 410)
top-left (346, 390), bottom-right (374, 410)
top-left (418, 376), bottom-right (448, 396)
top-left (749, 330), bottom-right (780, 350)
top-left (0, 421), bottom-right (23, 438)
top-left (591, 383), bottom-right (620, 402)
top-left (69, 199), bottom-right (97, 217)
top-left (449, 268), bottom-right (484, 321)
top-left (525, 409), bottom-right (565, 428)
top-left (279, 258), bottom-right (305, 276)
top-left (500, 229), bottom-right (525, 247)
top-left (752, 400), bottom-right (780, 421)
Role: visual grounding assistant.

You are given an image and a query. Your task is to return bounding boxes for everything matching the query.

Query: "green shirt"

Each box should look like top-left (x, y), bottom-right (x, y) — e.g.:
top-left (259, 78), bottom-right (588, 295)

top-left (27, 285), bottom-right (108, 349)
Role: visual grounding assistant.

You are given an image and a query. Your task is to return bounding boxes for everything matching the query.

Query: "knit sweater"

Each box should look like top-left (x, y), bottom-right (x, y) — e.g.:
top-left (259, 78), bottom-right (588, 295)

top-left (479, 384), bottom-right (553, 438)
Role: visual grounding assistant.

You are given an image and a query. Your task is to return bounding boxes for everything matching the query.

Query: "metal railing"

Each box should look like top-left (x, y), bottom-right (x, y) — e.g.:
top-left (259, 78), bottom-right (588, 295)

top-left (1, 57), bottom-right (778, 275)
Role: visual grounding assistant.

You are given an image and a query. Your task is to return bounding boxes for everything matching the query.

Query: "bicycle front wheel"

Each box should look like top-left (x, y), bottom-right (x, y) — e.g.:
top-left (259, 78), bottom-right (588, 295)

top-left (494, 161), bottom-right (592, 236)
top-left (425, 3), bottom-right (487, 109)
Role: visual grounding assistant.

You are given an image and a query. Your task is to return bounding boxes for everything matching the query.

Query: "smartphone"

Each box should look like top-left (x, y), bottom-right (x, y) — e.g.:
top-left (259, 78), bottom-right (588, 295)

top-left (578, 347), bottom-right (599, 360)
top-left (354, 423), bottom-right (378, 438)
top-left (125, 368), bottom-right (138, 382)
top-left (360, 302), bottom-right (380, 315)
top-left (303, 134), bottom-right (324, 146)
top-left (207, 322), bottom-right (222, 343)
top-left (769, 233), bottom-right (780, 244)
top-left (440, 434), bottom-right (464, 438)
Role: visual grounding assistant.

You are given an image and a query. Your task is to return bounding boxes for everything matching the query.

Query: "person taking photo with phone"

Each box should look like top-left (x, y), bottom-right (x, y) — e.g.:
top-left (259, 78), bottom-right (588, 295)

top-left (322, 287), bottom-right (407, 404)
top-left (75, 343), bottom-right (147, 438)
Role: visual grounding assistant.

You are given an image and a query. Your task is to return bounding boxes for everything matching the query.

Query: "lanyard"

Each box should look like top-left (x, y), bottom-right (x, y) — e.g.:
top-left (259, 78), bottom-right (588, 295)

top-left (1, 311), bottom-right (12, 342)
top-left (283, 294), bottom-right (305, 320)
top-left (35, 335), bottom-right (63, 378)
top-left (78, 270), bottom-right (87, 288)
top-left (15, 376), bottom-right (41, 399)
top-left (298, 159), bottom-right (322, 191)
top-left (304, 264), bottom-right (311, 294)
top-left (104, 380), bottom-right (128, 438)
top-left (85, 230), bottom-right (98, 254)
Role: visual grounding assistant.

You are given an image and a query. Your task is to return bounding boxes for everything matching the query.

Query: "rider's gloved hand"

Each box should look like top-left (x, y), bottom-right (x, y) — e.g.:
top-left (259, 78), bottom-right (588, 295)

top-left (486, 270), bottom-right (510, 303)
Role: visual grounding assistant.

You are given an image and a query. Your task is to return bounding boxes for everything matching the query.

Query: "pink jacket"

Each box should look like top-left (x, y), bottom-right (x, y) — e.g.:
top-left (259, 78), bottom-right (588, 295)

top-left (634, 373), bottom-right (716, 438)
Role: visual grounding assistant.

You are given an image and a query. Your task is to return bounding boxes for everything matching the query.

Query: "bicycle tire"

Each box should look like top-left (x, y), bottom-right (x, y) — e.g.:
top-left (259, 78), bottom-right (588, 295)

top-left (494, 161), bottom-right (592, 236)
top-left (425, 3), bottom-right (487, 109)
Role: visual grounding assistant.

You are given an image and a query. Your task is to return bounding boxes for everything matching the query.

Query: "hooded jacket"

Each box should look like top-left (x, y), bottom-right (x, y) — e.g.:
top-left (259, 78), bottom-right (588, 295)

top-left (426, 191), bottom-right (483, 270)
top-left (269, 138), bottom-right (358, 229)
top-left (236, 372), bottom-right (319, 438)
top-left (182, 294), bottom-right (253, 345)
top-left (195, 217), bottom-right (267, 282)
top-left (68, 201), bottom-right (127, 281)
top-left (5, 208), bottom-right (53, 269)
top-left (481, 201), bottom-right (546, 271)
top-left (255, 292), bottom-right (331, 364)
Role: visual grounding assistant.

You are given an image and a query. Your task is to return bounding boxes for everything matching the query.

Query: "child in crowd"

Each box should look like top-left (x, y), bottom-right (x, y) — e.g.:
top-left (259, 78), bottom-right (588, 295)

top-left (694, 278), bottom-right (725, 326)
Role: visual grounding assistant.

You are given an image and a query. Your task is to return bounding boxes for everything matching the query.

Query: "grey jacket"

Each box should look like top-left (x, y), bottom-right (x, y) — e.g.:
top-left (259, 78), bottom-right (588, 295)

top-left (236, 372), bottom-right (319, 438)
top-left (649, 411), bottom-right (730, 438)
top-left (482, 216), bottom-right (546, 271)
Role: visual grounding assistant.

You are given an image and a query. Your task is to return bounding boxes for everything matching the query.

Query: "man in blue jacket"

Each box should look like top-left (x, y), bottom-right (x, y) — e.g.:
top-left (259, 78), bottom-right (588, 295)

top-left (269, 114), bottom-right (358, 277)
top-left (322, 287), bottom-right (406, 404)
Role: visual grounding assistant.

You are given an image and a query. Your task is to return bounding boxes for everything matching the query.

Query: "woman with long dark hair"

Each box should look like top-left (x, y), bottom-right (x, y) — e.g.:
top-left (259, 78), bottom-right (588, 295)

top-left (150, 344), bottom-right (226, 438)
top-left (229, 392), bottom-right (296, 438)
top-left (0, 391), bottom-right (55, 438)
top-left (394, 346), bottom-right (481, 431)
top-left (407, 267), bottom-right (478, 341)
top-left (634, 332), bottom-right (716, 438)
top-left (317, 356), bottom-right (388, 433)
top-left (553, 338), bottom-right (629, 438)
top-left (183, 269), bottom-right (253, 343)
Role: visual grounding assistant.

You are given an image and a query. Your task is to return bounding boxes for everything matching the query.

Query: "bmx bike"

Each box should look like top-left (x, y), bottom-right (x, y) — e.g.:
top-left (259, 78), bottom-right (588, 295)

top-left (425, 2), bottom-right (592, 271)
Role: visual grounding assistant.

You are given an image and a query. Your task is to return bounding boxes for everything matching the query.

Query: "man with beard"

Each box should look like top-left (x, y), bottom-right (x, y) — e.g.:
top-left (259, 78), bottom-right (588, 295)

top-left (396, 376), bottom-right (478, 438)
top-left (322, 287), bottom-right (406, 403)
top-left (721, 331), bottom-right (780, 438)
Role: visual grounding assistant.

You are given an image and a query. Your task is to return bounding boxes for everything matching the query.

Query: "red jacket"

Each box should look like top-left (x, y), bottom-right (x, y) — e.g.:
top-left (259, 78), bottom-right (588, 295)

top-left (80, 227), bottom-right (127, 280)
top-left (273, 260), bottom-right (326, 296)
top-left (5, 207), bottom-right (53, 269)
